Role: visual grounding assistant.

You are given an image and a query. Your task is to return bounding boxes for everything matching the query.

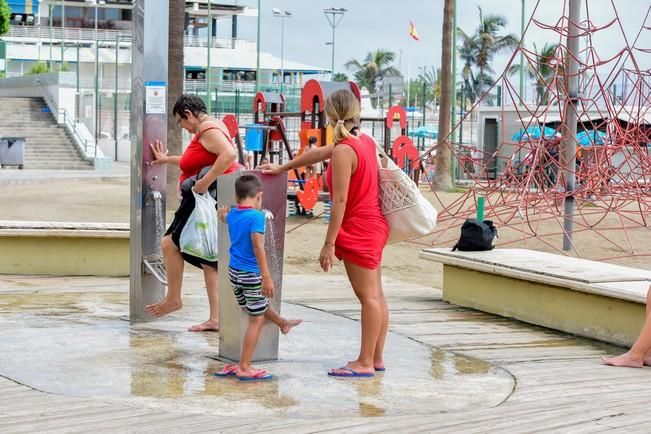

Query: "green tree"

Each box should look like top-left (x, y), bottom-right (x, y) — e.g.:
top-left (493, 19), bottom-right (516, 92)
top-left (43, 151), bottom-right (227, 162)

top-left (332, 72), bottom-right (348, 82)
top-left (457, 8), bottom-right (518, 102)
top-left (0, 0), bottom-right (10, 36)
top-left (457, 28), bottom-right (479, 104)
top-left (417, 66), bottom-right (441, 107)
top-left (508, 42), bottom-right (559, 105)
top-left (26, 62), bottom-right (50, 75)
top-left (345, 49), bottom-right (400, 99)
top-left (474, 7), bottom-right (518, 97)
top-left (434, 0), bottom-right (454, 191)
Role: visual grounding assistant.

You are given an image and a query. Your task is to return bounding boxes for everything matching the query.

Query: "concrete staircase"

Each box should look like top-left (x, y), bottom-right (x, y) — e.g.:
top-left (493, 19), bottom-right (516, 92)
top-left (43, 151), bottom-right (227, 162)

top-left (0, 97), bottom-right (93, 170)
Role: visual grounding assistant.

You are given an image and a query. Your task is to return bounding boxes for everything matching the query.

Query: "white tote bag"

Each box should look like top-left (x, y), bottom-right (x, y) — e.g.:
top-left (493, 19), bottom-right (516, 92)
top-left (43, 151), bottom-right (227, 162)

top-left (372, 137), bottom-right (438, 244)
top-left (179, 191), bottom-right (219, 261)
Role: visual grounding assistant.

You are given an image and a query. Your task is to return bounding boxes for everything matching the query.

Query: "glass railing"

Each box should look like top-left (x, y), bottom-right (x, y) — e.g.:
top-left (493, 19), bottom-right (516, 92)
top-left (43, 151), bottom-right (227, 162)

top-left (6, 25), bottom-right (256, 50)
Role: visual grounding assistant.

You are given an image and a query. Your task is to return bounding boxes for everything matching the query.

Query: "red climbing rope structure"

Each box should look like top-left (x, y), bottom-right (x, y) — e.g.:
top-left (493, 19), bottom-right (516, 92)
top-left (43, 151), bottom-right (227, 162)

top-left (422, 0), bottom-right (651, 264)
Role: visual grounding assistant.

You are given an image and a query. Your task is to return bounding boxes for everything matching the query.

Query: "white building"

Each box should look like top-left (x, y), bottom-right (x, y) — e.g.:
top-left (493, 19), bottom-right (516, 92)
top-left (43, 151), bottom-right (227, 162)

top-left (1, 1), bottom-right (328, 147)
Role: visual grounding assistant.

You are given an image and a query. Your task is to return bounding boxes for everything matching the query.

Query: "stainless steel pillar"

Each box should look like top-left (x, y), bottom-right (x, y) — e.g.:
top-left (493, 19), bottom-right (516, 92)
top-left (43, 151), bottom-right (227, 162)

top-left (217, 171), bottom-right (288, 361)
top-left (129, 0), bottom-right (169, 320)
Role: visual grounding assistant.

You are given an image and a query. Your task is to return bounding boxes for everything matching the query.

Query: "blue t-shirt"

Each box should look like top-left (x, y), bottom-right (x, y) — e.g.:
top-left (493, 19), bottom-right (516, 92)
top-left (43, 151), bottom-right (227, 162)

top-left (226, 207), bottom-right (266, 273)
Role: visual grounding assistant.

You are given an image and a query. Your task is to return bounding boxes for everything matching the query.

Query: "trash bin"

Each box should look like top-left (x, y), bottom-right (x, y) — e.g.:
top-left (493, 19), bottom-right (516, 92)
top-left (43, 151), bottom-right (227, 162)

top-left (0, 137), bottom-right (25, 169)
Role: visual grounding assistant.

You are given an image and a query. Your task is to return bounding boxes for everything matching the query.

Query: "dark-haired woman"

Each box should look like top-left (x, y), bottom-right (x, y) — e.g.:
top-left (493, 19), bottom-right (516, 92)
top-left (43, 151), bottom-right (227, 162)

top-left (146, 94), bottom-right (240, 332)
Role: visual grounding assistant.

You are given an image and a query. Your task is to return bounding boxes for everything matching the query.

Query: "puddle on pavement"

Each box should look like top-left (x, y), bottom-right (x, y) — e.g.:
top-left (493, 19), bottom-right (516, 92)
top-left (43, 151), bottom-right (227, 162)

top-left (0, 290), bottom-right (514, 418)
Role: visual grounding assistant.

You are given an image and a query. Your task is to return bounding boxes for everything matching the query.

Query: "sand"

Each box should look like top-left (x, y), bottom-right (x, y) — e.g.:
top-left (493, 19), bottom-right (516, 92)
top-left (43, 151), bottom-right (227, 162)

top-left (2, 177), bottom-right (650, 288)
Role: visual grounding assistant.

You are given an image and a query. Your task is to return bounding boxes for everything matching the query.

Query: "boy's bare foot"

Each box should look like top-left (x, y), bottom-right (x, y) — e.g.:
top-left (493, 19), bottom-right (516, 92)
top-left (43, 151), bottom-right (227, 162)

top-left (280, 319), bottom-right (302, 335)
top-left (145, 298), bottom-right (182, 317)
top-left (236, 367), bottom-right (272, 380)
top-left (188, 319), bottom-right (220, 332)
top-left (601, 352), bottom-right (644, 368)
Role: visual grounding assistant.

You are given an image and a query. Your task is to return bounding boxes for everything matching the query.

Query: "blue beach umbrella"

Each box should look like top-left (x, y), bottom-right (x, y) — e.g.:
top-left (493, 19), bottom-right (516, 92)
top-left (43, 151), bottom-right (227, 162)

top-left (408, 126), bottom-right (438, 139)
top-left (512, 126), bottom-right (558, 141)
top-left (576, 130), bottom-right (606, 146)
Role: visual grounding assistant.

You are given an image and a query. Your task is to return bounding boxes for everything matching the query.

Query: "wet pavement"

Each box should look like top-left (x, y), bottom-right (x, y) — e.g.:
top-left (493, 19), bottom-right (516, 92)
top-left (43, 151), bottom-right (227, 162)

top-left (0, 281), bottom-right (514, 418)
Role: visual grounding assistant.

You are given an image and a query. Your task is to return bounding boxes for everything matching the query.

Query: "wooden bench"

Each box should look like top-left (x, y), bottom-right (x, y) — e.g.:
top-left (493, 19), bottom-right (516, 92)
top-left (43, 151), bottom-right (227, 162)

top-left (0, 221), bottom-right (129, 276)
top-left (420, 248), bottom-right (651, 347)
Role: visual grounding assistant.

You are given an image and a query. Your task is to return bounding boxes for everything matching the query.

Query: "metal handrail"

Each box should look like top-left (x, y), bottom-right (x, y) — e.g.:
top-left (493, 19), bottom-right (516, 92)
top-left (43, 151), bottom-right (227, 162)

top-left (35, 79), bottom-right (94, 158)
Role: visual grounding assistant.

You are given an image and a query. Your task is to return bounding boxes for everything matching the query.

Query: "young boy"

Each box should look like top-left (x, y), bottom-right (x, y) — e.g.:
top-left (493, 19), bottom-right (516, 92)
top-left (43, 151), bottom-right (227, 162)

top-left (215, 174), bottom-right (301, 381)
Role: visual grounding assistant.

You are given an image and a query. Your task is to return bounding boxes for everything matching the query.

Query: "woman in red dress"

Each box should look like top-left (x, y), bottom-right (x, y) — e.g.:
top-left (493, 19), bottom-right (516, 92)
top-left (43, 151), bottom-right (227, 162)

top-left (261, 89), bottom-right (389, 377)
top-left (146, 94), bottom-right (239, 332)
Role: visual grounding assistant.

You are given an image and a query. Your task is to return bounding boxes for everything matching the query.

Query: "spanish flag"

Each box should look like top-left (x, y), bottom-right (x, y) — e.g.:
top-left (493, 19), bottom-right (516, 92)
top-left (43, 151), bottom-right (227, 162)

top-left (409, 21), bottom-right (420, 41)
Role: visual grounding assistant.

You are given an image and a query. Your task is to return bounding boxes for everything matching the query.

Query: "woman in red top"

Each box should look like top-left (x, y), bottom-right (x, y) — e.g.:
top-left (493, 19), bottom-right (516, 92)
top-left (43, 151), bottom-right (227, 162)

top-left (146, 94), bottom-right (239, 332)
top-left (261, 89), bottom-right (389, 377)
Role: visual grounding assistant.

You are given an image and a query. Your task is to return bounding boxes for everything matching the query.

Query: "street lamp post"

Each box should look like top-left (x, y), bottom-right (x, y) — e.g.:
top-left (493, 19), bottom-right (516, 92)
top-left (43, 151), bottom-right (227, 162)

top-left (48, 3), bottom-right (53, 70)
top-left (60, 0), bottom-right (65, 70)
top-left (272, 8), bottom-right (291, 93)
top-left (255, 0), bottom-right (261, 92)
top-left (86, 0), bottom-right (105, 153)
top-left (207, 0), bottom-right (212, 114)
top-left (323, 7), bottom-right (347, 80)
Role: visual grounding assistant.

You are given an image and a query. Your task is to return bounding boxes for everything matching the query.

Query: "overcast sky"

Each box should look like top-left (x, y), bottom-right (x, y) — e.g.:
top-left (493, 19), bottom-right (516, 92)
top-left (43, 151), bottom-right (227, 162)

top-left (217, 0), bottom-right (650, 81)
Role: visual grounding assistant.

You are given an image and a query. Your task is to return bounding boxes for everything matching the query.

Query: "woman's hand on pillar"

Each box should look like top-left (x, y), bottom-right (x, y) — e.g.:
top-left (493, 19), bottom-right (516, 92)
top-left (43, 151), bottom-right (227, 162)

top-left (149, 140), bottom-right (169, 165)
top-left (259, 163), bottom-right (283, 174)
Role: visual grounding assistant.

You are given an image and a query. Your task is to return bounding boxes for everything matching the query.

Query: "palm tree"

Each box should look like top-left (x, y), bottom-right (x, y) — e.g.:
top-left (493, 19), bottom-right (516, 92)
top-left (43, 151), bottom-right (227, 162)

top-left (508, 43), bottom-right (559, 105)
top-left (457, 28), bottom-right (479, 104)
top-left (166, 0), bottom-right (185, 209)
top-left (417, 66), bottom-right (442, 107)
top-left (434, 0), bottom-right (454, 191)
top-left (332, 72), bottom-right (348, 82)
top-left (474, 7), bottom-right (518, 98)
top-left (345, 49), bottom-right (400, 99)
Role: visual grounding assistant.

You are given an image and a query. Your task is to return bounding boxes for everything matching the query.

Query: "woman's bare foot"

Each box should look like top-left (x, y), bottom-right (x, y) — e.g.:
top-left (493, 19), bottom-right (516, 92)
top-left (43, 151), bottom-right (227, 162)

top-left (602, 352), bottom-right (644, 368)
top-left (188, 319), bottom-right (220, 332)
top-left (145, 297), bottom-right (182, 317)
top-left (280, 319), bottom-right (302, 335)
top-left (329, 360), bottom-right (374, 376)
top-left (644, 353), bottom-right (651, 366)
top-left (373, 358), bottom-right (385, 371)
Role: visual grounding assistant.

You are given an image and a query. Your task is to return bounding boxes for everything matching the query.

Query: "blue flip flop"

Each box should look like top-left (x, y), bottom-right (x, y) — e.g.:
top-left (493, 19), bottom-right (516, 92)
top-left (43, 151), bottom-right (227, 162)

top-left (375, 366), bottom-right (386, 372)
top-left (213, 364), bottom-right (238, 377)
top-left (328, 367), bottom-right (375, 377)
top-left (237, 369), bottom-right (273, 381)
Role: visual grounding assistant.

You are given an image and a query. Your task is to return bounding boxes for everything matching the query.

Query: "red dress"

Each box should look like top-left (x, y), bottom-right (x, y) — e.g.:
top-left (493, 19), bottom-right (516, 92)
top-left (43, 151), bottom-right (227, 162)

top-left (326, 133), bottom-right (389, 269)
top-left (178, 126), bottom-right (240, 184)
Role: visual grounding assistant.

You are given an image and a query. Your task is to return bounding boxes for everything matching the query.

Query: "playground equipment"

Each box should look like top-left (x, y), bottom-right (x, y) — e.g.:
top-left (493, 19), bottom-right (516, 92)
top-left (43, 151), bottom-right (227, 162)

top-left (423, 0), bottom-right (651, 262)
top-left (244, 79), bottom-right (423, 214)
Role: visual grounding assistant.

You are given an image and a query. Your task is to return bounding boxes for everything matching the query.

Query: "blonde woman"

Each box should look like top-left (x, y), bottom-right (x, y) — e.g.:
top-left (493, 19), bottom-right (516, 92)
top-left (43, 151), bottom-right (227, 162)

top-left (261, 89), bottom-right (389, 377)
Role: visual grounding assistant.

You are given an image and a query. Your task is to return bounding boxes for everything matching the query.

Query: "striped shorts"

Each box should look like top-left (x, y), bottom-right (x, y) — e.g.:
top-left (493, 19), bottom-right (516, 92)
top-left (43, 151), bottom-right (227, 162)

top-left (228, 266), bottom-right (269, 316)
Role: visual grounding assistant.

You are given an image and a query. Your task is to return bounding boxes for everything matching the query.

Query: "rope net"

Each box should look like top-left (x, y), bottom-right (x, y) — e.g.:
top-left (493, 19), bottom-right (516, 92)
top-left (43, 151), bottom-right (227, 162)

top-left (422, 0), bottom-right (651, 265)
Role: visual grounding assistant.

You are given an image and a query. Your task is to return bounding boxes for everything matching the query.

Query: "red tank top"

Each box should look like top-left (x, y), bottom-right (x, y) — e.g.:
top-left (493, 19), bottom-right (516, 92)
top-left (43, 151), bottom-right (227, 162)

top-left (178, 126), bottom-right (240, 183)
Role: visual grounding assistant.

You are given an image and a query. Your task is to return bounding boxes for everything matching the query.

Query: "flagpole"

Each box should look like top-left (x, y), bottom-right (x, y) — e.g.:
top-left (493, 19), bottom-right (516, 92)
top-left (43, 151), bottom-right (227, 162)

top-left (407, 36), bottom-right (411, 108)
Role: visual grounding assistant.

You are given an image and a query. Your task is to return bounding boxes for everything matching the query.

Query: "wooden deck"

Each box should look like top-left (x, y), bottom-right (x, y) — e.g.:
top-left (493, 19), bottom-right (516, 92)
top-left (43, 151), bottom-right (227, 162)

top-left (1, 273), bottom-right (650, 432)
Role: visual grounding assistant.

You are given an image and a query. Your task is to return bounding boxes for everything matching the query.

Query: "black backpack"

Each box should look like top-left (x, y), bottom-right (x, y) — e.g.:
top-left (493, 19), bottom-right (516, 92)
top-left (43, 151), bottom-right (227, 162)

top-left (452, 219), bottom-right (497, 251)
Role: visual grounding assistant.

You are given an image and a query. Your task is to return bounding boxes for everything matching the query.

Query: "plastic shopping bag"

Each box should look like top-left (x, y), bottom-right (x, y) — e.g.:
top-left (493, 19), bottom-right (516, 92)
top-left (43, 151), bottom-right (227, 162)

top-left (179, 191), bottom-right (219, 261)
